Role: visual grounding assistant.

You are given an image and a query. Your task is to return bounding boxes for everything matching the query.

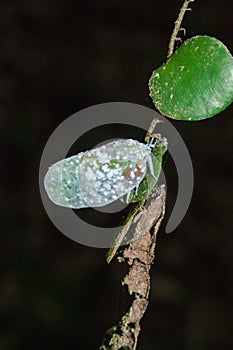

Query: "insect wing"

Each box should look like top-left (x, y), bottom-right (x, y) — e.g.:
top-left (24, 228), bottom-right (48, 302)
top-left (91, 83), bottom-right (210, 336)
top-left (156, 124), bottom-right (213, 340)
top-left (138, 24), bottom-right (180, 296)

top-left (44, 139), bottom-right (151, 209)
top-left (78, 139), bottom-right (150, 207)
top-left (44, 152), bottom-right (89, 209)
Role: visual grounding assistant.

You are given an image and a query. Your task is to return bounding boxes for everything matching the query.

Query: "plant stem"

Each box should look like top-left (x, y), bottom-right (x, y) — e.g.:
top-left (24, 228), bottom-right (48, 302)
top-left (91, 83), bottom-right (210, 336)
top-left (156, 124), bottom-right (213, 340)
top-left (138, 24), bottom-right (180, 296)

top-left (99, 187), bottom-right (166, 350)
top-left (167, 0), bottom-right (195, 58)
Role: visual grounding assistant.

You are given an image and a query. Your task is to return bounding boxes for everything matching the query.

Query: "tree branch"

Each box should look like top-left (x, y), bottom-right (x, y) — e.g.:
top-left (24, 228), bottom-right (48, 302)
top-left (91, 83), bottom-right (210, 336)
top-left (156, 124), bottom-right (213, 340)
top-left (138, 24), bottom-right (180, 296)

top-left (99, 186), bottom-right (166, 350)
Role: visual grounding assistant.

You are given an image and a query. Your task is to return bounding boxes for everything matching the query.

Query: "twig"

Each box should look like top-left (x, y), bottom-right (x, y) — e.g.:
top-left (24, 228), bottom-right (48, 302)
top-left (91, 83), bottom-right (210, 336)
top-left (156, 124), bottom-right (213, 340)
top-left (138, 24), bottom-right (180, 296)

top-left (99, 186), bottom-right (166, 350)
top-left (101, 117), bottom-right (167, 349)
top-left (106, 201), bottom-right (145, 264)
top-left (144, 116), bottom-right (161, 143)
top-left (167, 0), bottom-right (195, 58)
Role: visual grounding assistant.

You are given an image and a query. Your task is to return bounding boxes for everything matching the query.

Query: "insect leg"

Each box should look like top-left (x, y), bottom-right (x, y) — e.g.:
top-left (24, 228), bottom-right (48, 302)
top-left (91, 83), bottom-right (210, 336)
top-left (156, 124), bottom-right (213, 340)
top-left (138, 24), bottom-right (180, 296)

top-left (126, 190), bottom-right (131, 204)
top-left (147, 155), bottom-right (156, 179)
top-left (134, 182), bottom-right (140, 195)
top-left (147, 137), bottom-right (160, 149)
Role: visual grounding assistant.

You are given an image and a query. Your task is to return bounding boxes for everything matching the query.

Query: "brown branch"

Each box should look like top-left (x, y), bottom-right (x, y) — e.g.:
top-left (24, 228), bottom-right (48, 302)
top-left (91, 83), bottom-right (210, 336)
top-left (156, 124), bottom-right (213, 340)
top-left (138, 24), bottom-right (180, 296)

top-left (99, 186), bottom-right (166, 350)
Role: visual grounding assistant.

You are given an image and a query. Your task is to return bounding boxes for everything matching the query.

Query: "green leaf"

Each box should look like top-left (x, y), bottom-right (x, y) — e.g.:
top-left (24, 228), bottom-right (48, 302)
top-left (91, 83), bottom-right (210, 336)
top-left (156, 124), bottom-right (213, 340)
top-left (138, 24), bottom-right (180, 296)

top-left (149, 35), bottom-right (233, 121)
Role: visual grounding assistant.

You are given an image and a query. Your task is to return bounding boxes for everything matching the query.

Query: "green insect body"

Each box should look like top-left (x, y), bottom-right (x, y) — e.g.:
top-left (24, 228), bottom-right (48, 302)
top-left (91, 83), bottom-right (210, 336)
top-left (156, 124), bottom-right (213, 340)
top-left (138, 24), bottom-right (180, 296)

top-left (128, 136), bottom-right (167, 203)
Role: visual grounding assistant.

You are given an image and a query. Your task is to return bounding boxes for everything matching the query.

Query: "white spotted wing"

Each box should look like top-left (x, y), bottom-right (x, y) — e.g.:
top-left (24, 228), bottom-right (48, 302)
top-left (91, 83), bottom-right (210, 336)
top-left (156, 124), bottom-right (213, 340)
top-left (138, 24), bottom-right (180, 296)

top-left (44, 139), bottom-right (151, 208)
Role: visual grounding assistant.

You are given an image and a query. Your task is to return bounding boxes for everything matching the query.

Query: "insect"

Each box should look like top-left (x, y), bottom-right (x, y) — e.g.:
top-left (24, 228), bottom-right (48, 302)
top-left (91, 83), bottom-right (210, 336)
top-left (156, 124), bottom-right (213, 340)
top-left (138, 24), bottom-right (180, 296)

top-left (44, 137), bottom-right (167, 209)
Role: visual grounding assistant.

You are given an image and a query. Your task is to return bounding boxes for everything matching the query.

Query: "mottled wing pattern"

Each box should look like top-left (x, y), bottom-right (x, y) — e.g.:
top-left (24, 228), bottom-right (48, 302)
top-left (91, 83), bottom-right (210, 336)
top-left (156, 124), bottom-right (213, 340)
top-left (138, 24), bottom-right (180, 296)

top-left (44, 139), bottom-right (151, 209)
top-left (44, 152), bottom-right (88, 208)
top-left (78, 139), bottom-right (150, 207)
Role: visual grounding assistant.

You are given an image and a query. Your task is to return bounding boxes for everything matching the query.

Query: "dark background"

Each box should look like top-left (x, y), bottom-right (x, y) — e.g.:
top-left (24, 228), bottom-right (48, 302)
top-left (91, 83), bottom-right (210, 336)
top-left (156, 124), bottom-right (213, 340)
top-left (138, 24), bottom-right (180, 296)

top-left (1, 0), bottom-right (232, 349)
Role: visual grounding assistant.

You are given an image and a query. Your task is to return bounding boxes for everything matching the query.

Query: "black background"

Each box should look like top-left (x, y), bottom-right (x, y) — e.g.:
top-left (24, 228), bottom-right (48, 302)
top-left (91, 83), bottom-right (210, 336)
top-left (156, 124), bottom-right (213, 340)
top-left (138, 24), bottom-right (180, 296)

top-left (1, 1), bottom-right (232, 349)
